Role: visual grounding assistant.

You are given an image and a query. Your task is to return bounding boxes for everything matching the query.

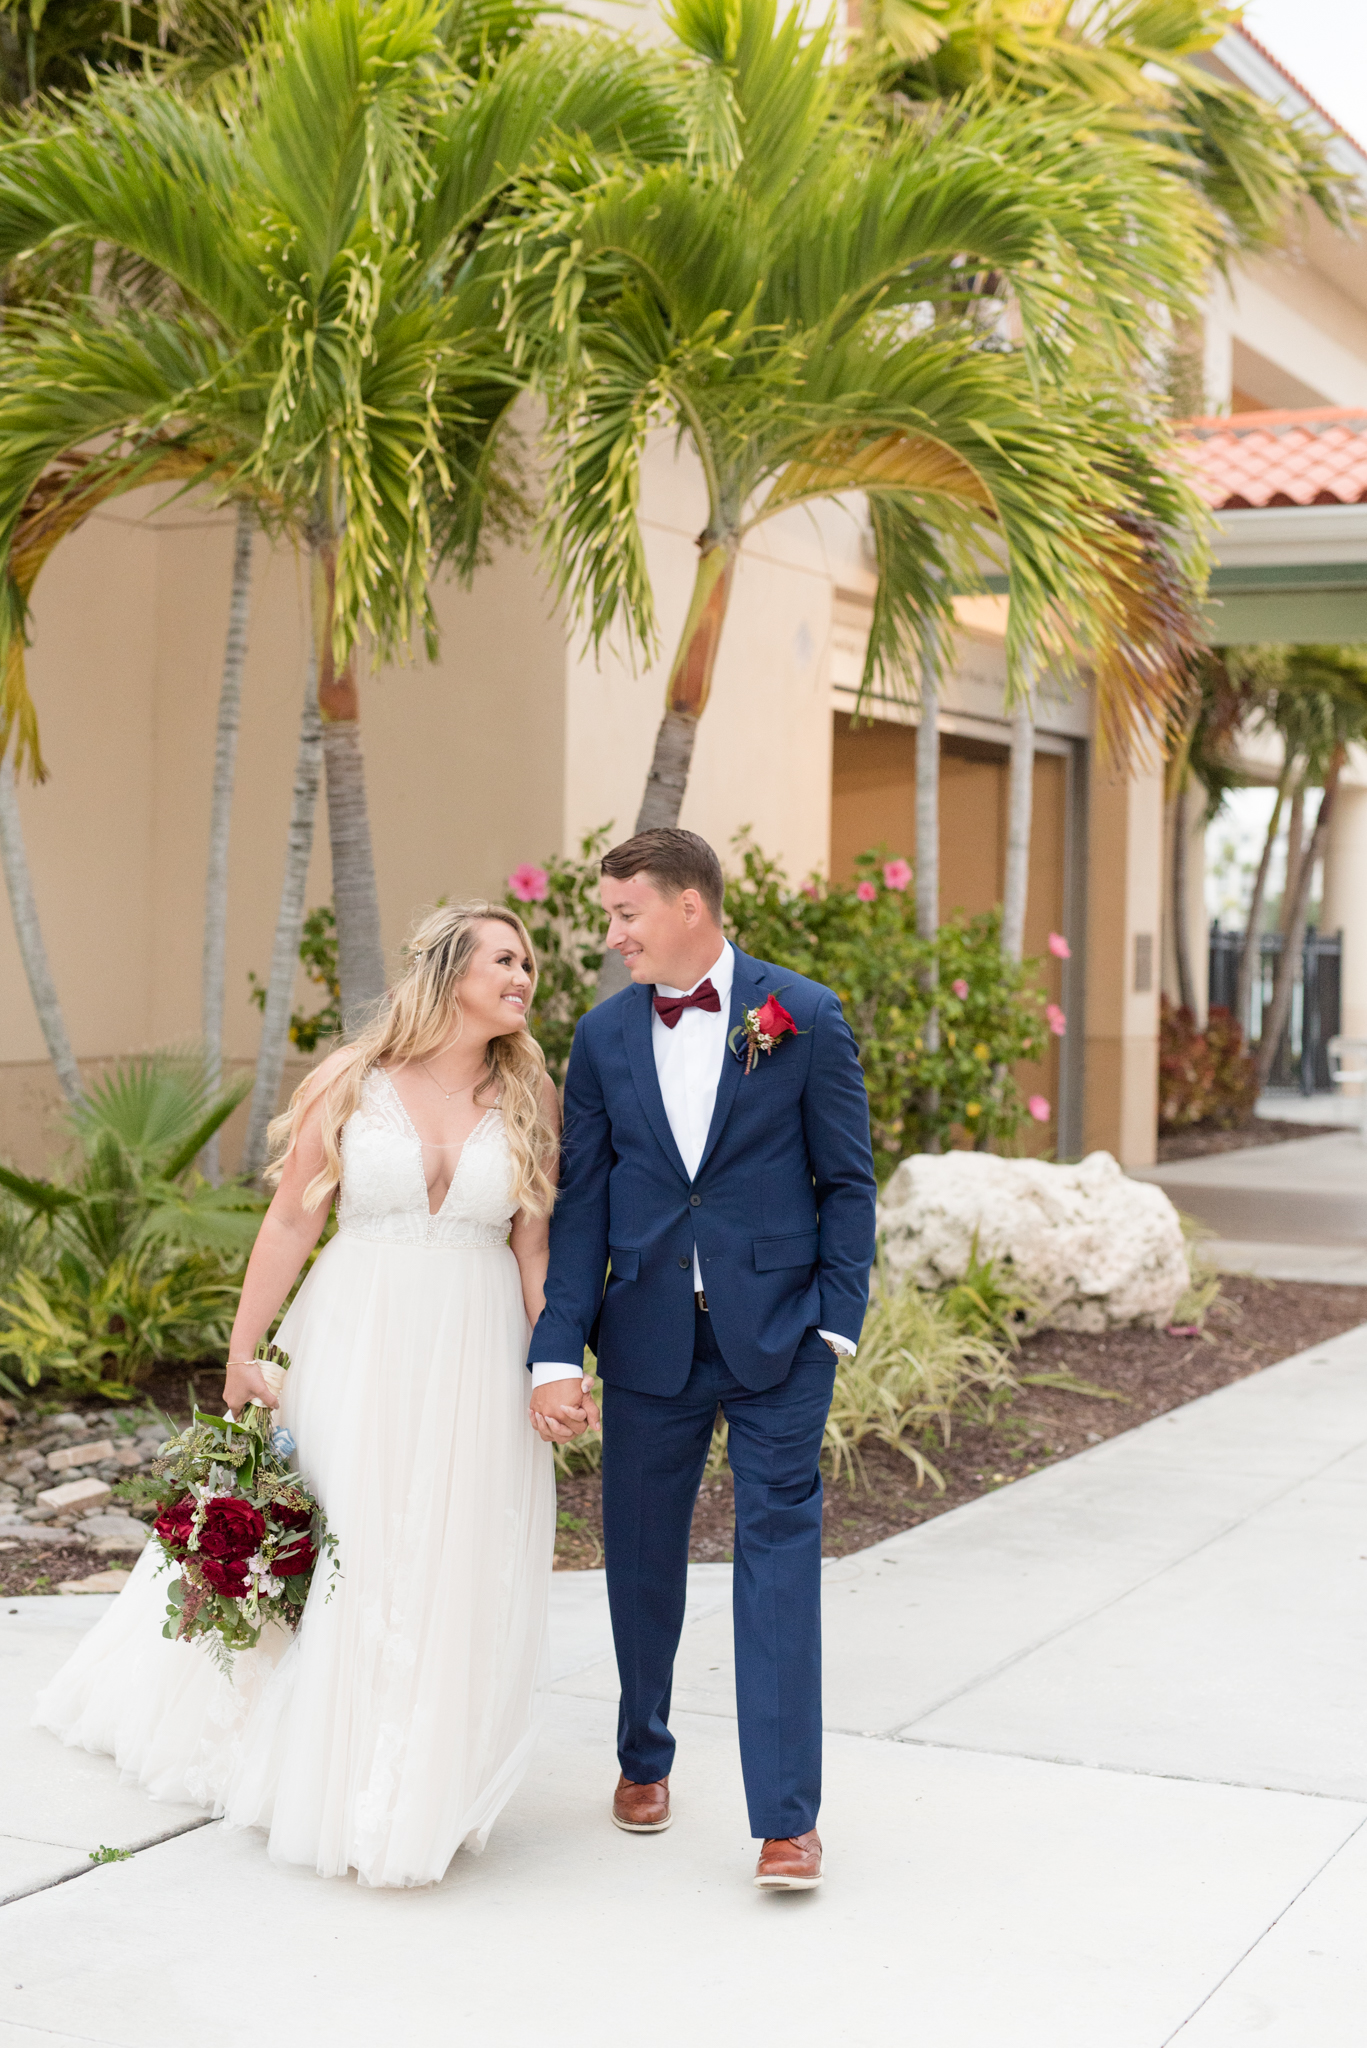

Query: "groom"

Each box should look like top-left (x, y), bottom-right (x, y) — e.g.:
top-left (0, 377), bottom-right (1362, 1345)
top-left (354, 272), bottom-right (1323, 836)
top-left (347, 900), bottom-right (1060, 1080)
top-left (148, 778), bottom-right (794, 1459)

top-left (528, 828), bottom-right (876, 1890)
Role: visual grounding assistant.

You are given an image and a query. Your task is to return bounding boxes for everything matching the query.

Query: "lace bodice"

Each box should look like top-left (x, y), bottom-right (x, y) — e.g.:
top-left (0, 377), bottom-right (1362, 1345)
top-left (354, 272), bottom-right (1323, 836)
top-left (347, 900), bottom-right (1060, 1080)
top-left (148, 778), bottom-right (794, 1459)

top-left (337, 1068), bottom-right (517, 1249)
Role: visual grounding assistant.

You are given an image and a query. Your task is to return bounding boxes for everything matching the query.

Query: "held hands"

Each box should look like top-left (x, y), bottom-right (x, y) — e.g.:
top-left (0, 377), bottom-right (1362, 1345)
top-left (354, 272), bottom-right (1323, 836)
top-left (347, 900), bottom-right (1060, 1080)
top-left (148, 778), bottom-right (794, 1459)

top-left (529, 1375), bottom-right (600, 1445)
top-left (223, 1359), bottom-right (280, 1413)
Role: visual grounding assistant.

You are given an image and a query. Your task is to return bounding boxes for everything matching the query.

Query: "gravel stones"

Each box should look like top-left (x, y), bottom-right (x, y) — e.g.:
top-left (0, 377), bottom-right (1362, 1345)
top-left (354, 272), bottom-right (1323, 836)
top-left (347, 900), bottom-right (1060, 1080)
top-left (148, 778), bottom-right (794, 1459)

top-left (46, 1438), bottom-right (116, 1473)
top-left (35, 1475), bottom-right (113, 1514)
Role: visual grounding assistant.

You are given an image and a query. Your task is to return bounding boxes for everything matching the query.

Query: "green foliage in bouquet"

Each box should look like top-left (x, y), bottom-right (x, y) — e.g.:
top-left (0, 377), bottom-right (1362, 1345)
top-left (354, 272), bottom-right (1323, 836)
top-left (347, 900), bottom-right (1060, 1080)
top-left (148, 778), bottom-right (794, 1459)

top-left (0, 1054), bottom-right (264, 1400)
top-left (128, 1343), bottom-right (338, 1674)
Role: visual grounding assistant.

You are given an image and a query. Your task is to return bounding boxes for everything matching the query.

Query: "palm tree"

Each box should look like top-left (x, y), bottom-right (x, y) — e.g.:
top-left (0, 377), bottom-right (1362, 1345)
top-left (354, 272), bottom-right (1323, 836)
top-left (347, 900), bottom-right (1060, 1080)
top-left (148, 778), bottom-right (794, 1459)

top-left (504, 0), bottom-right (1213, 980)
top-left (865, 0), bottom-right (1355, 261)
top-left (868, 0), bottom-right (1356, 961)
top-left (241, 661), bottom-right (324, 1179)
top-left (1250, 650), bottom-right (1367, 1089)
top-left (0, 0), bottom-right (679, 1068)
top-left (200, 497), bottom-right (253, 1181)
top-left (0, 751), bottom-right (82, 1099)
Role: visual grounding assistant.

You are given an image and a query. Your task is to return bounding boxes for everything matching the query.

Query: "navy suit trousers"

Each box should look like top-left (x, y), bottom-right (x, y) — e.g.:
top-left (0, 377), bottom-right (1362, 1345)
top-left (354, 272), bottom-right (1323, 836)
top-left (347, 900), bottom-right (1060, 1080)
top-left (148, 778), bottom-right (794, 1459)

top-left (601, 1304), bottom-right (835, 1839)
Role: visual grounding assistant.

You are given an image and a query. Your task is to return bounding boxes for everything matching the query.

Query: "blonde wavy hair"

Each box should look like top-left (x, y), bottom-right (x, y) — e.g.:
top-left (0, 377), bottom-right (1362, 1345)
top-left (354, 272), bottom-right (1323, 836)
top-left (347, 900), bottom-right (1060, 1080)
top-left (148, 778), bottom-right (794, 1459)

top-left (267, 902), bottom-right (557, 1218)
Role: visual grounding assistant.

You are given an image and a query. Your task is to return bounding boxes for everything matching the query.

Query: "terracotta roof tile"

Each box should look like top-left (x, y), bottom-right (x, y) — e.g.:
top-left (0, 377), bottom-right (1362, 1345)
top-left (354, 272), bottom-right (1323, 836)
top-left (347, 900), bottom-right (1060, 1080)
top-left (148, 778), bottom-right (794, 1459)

top-left (1178, 407), bottom-right (1367, 511)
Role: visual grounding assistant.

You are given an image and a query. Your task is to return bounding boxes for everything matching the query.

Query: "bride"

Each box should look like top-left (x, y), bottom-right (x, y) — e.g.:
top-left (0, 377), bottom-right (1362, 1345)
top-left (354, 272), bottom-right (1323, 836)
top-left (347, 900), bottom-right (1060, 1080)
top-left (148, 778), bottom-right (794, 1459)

top-left (34, 902), bottom-right (584, 1888)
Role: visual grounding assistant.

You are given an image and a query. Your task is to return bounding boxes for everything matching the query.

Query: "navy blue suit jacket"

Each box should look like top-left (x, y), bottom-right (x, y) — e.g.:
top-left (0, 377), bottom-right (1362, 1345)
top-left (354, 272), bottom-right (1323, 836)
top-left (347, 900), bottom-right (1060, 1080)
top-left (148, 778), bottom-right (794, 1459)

top-left (528, 947), bottom-right (878, 1395)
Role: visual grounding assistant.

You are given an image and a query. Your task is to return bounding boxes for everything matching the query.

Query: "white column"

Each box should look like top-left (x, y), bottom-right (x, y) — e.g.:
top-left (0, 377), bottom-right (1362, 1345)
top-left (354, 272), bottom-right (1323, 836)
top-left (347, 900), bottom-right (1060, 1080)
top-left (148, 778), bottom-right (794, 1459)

top-left (1321, 775), bottom-right (1367, 1040)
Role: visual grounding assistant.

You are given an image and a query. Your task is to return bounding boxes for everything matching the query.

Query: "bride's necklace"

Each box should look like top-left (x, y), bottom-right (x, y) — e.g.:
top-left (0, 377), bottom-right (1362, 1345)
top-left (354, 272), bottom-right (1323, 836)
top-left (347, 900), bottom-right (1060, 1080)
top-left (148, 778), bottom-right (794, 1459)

top-left (418, 1057), bottom-right (469, 1102)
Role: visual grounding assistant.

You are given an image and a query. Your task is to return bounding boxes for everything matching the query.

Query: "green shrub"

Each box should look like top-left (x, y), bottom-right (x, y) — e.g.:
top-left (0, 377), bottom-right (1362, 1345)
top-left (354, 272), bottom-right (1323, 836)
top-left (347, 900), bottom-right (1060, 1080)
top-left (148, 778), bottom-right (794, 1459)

top-left (506, 828), bottom-right (1051, 1168)
top-left (1158, 997), bottom-right (1258, 1132)
top-left (504, 831), bottom-right (610, 1086)
top-left (824, 1260), bottom-right (1018, 1488)
top-left (249, 905), bottom-right (341, 1053)
top-left (0, 1054), bottom-right (264, 1400)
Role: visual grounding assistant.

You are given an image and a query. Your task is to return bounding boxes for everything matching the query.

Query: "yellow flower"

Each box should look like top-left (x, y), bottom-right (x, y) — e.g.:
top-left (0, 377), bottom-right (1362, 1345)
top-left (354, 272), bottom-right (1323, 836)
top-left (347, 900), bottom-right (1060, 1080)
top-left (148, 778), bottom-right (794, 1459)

top-left (965, 1101), bottom-right (980, 1117)
top-left (974, 1042), bottom-right (989, 1061)
top-left (946, 1030), bottom-right (956, 1048)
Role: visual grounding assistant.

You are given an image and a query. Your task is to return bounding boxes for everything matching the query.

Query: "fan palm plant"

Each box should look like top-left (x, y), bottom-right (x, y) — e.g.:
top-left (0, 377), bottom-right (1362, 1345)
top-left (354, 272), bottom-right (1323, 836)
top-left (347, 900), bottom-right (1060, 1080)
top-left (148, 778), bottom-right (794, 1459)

top-left (0, 0), bottom-right (679, 1114)
top-left (0, 1051), bottom-right (263, 1395)
top-left (501, 0), bottom-right (1212, 994)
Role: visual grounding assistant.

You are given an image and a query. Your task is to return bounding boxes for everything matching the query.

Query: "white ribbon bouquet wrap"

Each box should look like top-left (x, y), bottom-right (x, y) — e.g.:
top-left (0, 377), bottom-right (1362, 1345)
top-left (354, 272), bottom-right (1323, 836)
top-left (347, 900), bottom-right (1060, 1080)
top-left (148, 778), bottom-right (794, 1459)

top-left (228, 1347), bottom-right (295, 1456)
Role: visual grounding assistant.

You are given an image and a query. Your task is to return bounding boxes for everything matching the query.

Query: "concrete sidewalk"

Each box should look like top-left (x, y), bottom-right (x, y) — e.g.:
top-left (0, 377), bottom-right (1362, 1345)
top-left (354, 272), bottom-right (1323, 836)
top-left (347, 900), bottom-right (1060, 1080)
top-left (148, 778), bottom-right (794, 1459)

top-left (5, 1325), bottom-right (1367, 2045)
top-left (1132, 1129), bottom-right (1367, 1282)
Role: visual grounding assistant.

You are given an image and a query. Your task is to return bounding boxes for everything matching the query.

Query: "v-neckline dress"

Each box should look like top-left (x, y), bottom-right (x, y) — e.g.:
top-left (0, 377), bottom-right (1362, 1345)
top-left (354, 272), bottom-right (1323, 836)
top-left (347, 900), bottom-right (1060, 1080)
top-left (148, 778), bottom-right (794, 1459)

top-left (34, 1067), bottom-right (555, 1888)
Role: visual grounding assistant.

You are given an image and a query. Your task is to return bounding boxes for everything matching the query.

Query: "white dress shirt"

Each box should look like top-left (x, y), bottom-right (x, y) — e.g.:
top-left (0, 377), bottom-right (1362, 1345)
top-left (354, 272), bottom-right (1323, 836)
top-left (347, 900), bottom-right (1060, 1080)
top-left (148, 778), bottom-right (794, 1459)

top-left (531, 939), bottom-right (854, 1387)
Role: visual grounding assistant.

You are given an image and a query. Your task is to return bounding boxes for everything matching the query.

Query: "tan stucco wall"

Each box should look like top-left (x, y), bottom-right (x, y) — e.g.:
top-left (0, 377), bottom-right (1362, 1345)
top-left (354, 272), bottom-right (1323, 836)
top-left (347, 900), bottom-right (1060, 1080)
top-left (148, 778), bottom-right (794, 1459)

top-left (1084, 746), bottom-right (1164, 1166)
top-left (1, 480), bottom-right (571, 1171)
top-left (561, 433), bottom-right (842, 879)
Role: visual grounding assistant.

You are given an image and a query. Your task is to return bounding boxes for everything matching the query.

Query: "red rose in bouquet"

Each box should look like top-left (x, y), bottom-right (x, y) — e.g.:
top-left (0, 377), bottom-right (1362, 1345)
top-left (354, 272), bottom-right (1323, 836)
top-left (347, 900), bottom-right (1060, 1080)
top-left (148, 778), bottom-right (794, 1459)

top-left (153, 1496), bottom-right (196, 1556)
top-left (199, 1552), bottom-right (253, 1597)
top-left (145, 1344), bottom-right (338, 1669)
top-left (198, 1496), bottom-right (265, 1562)
top-left (271, 1502), bottom-right (317, 1578)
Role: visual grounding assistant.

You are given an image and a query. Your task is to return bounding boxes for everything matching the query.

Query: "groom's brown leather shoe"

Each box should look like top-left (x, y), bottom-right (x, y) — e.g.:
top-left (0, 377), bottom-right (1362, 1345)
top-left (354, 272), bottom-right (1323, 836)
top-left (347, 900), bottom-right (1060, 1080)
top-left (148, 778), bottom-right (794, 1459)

top-left (612, 1773), bottom-right (672, 1833)
top-left (754, 1830), bottom-right (823, 1890)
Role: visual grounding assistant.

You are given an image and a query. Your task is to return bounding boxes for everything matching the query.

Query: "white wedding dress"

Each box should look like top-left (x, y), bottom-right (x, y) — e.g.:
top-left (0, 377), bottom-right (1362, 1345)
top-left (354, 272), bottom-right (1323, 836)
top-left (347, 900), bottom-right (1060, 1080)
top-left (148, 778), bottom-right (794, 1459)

top-left (34, 1070), bottom-right (556, 1887)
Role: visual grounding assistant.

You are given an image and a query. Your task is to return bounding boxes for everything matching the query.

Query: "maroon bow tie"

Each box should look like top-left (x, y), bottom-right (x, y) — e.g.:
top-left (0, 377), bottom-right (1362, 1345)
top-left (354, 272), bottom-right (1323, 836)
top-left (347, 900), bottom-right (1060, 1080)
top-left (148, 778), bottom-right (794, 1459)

top-left (653, 978), bottom-right (722, 1029)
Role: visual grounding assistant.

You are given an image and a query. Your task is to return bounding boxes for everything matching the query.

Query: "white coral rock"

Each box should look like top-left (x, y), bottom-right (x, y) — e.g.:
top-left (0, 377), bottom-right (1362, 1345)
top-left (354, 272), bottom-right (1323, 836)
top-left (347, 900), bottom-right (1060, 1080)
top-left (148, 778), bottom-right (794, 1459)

top-left (876, 1150), bottom-right (1189, 1332)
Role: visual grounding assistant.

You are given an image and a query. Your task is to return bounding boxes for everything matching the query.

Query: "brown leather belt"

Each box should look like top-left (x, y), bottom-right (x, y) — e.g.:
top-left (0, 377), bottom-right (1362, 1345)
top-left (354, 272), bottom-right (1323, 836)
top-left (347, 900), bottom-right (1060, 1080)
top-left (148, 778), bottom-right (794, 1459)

top-left (695, 1289), bottom-right (708, 1312)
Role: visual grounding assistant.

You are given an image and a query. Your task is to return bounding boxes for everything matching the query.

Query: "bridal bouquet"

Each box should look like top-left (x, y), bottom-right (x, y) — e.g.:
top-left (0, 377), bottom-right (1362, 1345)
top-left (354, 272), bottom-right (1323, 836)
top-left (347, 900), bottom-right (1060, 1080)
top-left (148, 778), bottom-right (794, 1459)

top-left (136, 1342), bottom-right (338, 1672)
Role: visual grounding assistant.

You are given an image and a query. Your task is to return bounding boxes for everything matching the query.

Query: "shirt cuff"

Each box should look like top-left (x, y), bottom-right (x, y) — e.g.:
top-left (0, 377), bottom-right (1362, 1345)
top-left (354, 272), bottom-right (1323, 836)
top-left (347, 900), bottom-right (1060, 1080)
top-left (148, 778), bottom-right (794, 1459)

top-left (818, 1329), bottom-right (856, 1359)
top-left (530, 1361), bottom-right (589, 1389)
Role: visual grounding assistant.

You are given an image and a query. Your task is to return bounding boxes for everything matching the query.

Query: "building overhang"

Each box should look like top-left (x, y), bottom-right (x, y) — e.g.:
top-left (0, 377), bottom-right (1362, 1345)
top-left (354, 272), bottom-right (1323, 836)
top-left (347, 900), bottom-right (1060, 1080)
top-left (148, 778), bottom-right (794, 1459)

top-left (1207, 505), bottom-right (1367, 642)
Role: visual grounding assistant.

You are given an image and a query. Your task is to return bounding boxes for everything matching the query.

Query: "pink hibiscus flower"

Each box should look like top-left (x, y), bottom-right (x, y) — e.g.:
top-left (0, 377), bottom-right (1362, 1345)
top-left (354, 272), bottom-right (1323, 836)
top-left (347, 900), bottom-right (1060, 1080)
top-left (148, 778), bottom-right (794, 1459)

top-left (1047, 932), bottom-right (1071, 960)
top-left (856, 880), bottom-right (878, 903)
top-left (1027, 1095), bottom-right (1051, 1122)
top-left (882, 858), bottom-right (912, 891)
top-left (507, 863), bottom-right (549, 904)
top-left (951, 978), bottom-right (969, 1000)
top-left (1045, 1003), bottom-right (1067, 1036)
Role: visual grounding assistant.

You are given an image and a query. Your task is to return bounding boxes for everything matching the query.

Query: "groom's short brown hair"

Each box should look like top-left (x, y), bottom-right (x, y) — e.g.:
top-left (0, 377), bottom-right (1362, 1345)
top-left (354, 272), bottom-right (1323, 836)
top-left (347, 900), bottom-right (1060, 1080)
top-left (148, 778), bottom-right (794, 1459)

top-left (600, 828), bottom-right (724, 921)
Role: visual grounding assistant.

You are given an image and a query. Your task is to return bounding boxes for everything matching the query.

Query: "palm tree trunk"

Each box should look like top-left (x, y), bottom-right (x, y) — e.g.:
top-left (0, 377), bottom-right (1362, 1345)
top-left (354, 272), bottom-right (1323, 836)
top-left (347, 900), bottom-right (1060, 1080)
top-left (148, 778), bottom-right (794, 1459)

top-left (1279, 775), bottom-right (1306, 941)
top-left (1001, 693), bottom-right (1035, 962)
top-left (1235, 768), bottom-right (1288, 1033)
top-left (313, 541), bottom-right (385, 1030)
top-left (1170, 778), bottom-right (1196, 1013)
top-left (596, 530), bottom-right (739, 1002)
top-left (242, 662), bottom-right (323, 1180)
top-left (916, 630), bottom-right (941, 1151)
top-left (1256, 752), bottom-right (1343, 1091)
top-left (0, 755), bottom-right (82, 1104)
top-left (200, 500), bottom-right (254, 1183)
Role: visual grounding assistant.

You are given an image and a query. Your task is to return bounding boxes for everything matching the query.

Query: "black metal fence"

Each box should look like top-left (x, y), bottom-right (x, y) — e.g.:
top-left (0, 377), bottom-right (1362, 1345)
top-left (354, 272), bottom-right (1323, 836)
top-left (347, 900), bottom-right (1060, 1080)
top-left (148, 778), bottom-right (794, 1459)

top-left (1208, 925), bottom-right (1342, 1093)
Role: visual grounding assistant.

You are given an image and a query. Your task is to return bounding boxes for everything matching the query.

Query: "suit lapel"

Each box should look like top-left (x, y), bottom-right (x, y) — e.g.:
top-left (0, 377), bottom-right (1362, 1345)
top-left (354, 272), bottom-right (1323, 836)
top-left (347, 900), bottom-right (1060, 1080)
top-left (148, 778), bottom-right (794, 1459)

top-left (623, 983), bottom-right (691, 1184)
top-left (694, 947), bottom-right (761, 1181)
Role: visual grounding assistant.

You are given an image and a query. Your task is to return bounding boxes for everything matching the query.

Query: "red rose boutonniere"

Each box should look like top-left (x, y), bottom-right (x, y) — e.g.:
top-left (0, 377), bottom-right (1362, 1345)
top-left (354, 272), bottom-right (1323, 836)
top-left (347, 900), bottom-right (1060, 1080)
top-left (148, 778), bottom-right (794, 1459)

top-left (729, 991), bottom-right (801, 1074)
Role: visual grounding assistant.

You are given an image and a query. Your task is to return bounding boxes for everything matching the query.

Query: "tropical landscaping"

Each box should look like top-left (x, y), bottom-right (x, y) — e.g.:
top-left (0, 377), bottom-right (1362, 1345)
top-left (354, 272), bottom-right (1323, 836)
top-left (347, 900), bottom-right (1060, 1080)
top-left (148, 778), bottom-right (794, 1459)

top-left (0, 0), bottom-right (1359, 1585)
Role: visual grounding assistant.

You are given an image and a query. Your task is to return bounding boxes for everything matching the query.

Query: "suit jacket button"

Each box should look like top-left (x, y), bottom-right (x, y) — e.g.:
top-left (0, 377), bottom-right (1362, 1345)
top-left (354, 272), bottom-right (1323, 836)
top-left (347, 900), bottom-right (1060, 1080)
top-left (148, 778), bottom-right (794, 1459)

top-left (689, 1193), bottom-right (701, 1207)
top-left (678, 1255), bottom-right (689, 1268)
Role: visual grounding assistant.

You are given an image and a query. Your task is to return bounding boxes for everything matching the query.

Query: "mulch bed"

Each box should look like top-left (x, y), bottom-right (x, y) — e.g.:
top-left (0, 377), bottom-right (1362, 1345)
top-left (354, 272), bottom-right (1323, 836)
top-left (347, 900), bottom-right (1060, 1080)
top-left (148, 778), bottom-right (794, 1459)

top-left (551, 1276), bottom-right (1367, 1568)
top-left (0, 1540), bottom-right (143, 1600)
top-left (11, 1282), bottom-right (1366, 1587)
top-left (1156, 1117), bottom-right (1344, 1162)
